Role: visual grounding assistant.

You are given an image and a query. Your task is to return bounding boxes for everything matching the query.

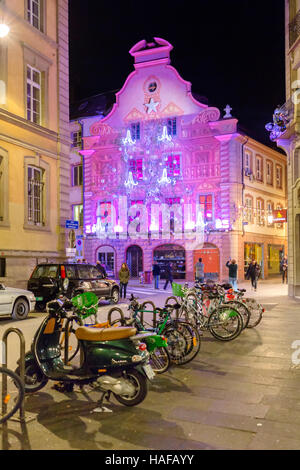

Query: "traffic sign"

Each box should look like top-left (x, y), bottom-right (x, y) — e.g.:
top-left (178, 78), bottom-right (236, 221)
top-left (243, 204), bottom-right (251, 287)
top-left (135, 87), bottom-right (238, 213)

top-left (65, 220), bottom-right (79, 229)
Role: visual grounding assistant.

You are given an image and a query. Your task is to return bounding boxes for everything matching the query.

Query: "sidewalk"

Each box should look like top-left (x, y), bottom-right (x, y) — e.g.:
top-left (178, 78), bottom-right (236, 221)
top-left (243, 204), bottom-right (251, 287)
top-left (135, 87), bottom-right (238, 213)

top-left (1, 281), bottom-right (300, 450)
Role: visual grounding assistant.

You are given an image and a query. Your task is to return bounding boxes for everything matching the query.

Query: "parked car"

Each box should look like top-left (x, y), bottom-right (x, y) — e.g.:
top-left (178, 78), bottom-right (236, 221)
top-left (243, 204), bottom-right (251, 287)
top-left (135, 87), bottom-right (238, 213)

top-left (0, 283), bottom-right (36, 320)
top-left (27, 263), bottom-right (120, 312)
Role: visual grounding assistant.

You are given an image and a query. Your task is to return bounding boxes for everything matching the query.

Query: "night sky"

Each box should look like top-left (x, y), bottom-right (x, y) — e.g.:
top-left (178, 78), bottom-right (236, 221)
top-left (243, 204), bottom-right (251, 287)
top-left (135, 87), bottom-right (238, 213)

top-left (68, 0), bottom-right (285, 148)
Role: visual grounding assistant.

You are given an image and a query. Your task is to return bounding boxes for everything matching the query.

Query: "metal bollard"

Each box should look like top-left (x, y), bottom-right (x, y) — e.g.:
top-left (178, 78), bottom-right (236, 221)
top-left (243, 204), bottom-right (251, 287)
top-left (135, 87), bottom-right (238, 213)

top-left (1, 328), bottom-right (26, 422)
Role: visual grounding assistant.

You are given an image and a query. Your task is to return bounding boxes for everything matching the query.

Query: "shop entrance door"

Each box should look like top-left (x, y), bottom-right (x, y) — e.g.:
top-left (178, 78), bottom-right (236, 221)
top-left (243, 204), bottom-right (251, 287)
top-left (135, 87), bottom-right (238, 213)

top-left (126, 245), bottom-right (143, 278)
top-left (193, 244), bottom-right (220, 281)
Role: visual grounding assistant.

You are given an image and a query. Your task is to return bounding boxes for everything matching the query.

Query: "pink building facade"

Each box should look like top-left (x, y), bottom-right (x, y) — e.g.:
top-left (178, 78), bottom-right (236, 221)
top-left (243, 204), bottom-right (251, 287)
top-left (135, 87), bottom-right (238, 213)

top-left (78, 38), bottom-right (287, 282)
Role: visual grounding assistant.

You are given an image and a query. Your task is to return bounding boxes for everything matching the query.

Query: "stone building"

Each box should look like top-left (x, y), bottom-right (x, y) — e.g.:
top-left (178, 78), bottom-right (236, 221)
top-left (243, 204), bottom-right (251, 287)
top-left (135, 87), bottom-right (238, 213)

top-left (266, 0), bottom-right (300, 297)
top-left (71, 38), bottom-right (287, 282)
top-left (0, 0), bottom-right (70, 288)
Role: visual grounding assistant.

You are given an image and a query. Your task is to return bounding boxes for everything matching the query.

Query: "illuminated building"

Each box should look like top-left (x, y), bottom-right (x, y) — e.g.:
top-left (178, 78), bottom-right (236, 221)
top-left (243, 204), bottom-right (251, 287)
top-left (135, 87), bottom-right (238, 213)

top-left (72, 38), bottom-right (287, 281)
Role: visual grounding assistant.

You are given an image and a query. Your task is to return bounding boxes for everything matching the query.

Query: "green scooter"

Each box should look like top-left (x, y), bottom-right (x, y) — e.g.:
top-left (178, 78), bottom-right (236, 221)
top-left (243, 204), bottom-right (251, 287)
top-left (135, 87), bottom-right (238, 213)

top-left (16, 297), bottom-right (156, 408)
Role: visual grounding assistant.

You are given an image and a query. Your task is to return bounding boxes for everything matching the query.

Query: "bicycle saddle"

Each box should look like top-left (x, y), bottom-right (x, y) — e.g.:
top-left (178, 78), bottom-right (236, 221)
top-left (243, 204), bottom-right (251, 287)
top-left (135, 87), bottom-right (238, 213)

top-left (164, 303), bottom-right (181, 310)
top-left (238, 289), bottom-right (246, 293)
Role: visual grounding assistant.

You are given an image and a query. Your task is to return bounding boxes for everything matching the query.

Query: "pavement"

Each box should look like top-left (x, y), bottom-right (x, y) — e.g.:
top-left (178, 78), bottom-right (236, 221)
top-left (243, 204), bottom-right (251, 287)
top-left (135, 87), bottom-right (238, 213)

top-left (1, 278), bottom-right (300, 451)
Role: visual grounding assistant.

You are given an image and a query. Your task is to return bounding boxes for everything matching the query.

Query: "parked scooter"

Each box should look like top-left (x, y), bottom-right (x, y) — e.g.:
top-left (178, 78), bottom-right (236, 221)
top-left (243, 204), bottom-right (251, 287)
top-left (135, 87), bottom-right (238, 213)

top-left (16, 297), bottom-right (156, 408)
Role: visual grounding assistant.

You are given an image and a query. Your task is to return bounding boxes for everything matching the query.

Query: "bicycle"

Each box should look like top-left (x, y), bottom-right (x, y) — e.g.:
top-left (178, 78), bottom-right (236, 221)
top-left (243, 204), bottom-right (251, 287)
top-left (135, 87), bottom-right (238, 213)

top-left (168, 283), bottom-right (243, 341)
top-left (233, 288), bottom-right (264, 328)
top-left (108, 294), bottom-right (201, 366)
top-left (0, 367), bottom-right (24, 424)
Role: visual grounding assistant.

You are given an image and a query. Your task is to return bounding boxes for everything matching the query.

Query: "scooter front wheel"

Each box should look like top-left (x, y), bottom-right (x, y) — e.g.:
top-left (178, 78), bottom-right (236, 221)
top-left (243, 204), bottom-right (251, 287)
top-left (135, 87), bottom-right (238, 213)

top-left (113, 369), bottom-right (148, 407)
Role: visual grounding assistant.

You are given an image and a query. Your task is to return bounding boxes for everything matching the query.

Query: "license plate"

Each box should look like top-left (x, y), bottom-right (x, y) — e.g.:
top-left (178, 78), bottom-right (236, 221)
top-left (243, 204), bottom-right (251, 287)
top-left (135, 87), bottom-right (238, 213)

top-left (143, 364), bottom-right (156, 380)
top-left (35, 297), bottom-right (43, 301)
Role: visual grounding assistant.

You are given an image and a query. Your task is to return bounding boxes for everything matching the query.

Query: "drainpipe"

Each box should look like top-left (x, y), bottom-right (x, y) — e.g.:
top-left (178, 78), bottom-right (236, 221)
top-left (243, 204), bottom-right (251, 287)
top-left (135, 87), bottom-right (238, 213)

top-left (241, 136), bottom-right (249, 237)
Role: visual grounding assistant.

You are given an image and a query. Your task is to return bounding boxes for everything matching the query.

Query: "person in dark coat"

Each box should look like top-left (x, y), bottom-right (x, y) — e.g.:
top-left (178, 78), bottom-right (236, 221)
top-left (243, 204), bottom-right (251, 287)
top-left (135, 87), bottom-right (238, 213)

top-left (226, 259), bottom-right (238, 290)
top-left (163, 263), bottom-right (173, 290)
top-left (280, 256), bottom-right (288, 284)
top-left (95, 260), bottom-right (107, 278)
top-left (152, 263), bottom-right (161, 289)
top-left (246, 260), bottom-right (261, 291)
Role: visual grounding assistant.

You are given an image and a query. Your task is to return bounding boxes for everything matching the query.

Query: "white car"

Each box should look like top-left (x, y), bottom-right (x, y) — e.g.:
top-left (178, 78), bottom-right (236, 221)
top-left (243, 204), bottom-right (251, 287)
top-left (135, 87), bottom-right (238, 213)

top-left (0, 283), bottom-right (36, 320)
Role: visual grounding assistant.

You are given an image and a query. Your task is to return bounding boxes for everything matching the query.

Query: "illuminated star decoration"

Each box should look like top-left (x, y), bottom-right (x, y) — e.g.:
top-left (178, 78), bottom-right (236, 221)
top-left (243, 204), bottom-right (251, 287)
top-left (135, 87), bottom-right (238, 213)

top-left (145, 98), bottom-right (159, 114)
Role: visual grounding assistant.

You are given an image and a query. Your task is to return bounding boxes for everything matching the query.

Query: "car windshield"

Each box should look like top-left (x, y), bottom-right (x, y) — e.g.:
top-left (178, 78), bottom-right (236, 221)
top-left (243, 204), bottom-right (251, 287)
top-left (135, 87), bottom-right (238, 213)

top-left (31, 265), bottom-right (58, 279)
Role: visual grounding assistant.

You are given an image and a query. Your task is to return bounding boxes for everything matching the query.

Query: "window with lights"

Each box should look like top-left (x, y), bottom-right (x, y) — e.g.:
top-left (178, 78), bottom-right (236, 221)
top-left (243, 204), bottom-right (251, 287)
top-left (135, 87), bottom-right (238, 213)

top-left (199, 194), bottom-right (213, 222)
top-left (129, 158), bottom-right (143, 180)
top-left (165, 154), bottom-right (181, 178)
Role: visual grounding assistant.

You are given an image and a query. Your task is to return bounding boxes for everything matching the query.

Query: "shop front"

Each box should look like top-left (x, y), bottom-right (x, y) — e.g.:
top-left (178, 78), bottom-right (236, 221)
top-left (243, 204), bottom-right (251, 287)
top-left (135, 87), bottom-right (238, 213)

top-left (268, 244), bottom-right (285, 276)
top-left (153, 244), bottom-right (186, 279)
top-left (244, 242), bottom-right (264, 279)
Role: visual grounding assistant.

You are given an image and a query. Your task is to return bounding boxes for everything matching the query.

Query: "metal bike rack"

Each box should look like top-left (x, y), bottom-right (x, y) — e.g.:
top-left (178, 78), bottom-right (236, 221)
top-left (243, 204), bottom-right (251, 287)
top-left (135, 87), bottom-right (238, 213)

top-left (1, 328), bottom-right (35, 423)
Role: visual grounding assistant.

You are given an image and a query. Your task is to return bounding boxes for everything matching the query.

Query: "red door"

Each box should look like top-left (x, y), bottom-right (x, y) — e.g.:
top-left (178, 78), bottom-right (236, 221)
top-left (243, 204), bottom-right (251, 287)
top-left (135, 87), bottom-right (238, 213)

top-left (193, 244), bottom-right (220, 281)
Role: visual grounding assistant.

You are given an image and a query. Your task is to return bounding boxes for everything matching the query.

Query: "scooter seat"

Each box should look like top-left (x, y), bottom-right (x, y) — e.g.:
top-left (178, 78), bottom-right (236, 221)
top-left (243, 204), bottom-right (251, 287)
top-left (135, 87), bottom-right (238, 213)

top-left (75, 326), bottom-right (137, 342)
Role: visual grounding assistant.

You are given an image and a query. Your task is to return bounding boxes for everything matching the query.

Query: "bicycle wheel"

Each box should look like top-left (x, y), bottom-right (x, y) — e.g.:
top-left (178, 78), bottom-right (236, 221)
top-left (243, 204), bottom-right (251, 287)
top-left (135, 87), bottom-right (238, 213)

top-left (226, 300), bottom-right (251, 329)
top-left (243, 298), bottom-right (264, 328)
top-left (0, 367), bottom-right (24, 424)
top-left (208, 305), bottom-right (243, 341)
top-left (163, 321), bottom-right (201, 365)
top-left (60, 318), bottom-right (83, 363)
top-left (149, 346), bottom-right (171, 374)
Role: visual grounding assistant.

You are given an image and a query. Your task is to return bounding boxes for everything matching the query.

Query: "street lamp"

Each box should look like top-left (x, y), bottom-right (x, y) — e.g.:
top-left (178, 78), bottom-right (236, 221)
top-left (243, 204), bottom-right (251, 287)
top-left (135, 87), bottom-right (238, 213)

top-left (0, 24), bottom-right (9, 38)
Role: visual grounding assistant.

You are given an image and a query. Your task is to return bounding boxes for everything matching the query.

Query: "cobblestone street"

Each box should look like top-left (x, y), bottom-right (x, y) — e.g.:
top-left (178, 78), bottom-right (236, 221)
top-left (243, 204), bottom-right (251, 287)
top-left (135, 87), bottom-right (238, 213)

top-left (1, 280), bottom-right (300, 450)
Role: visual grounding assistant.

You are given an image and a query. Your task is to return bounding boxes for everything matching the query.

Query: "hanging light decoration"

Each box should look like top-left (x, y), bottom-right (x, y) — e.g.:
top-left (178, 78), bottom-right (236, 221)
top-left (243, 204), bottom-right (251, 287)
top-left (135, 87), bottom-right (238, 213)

top-left (158, 125), bottom-right (172, 143)
top-left (122, 129), bottom-right (136, 146)
top-left (157, 168), bottom-right (171, 185)
top-left (124, 171), bottom-right (138, 190)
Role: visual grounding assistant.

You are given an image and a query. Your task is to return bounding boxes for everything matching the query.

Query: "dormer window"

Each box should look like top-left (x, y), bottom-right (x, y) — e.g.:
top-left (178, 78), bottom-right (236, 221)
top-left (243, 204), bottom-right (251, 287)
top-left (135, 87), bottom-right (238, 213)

top-left (167, 118), bottom-right (177, 136)
top-left (130, 122), bottom-right (140, 141)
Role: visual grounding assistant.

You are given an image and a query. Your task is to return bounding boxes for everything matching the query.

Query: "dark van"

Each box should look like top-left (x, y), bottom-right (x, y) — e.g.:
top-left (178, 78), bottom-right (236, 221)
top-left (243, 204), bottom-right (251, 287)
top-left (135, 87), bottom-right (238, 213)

top-left (27, 263), bottom-right (120, 311)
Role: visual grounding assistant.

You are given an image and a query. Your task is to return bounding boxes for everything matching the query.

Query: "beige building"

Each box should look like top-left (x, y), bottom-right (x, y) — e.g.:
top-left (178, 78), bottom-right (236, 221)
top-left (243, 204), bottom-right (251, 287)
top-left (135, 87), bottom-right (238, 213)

top-left (269, 0), bottom-right (300, 296)
top-left (241, 137), bottom-right (287, 279)
top-left (0, 0), bottom-right (70, 288)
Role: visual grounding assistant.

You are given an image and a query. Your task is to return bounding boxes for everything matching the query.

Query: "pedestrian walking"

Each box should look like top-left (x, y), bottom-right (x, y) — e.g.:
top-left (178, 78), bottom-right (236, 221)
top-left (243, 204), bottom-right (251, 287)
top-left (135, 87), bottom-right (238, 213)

top-left (152, 263), bottom-right (161, 289)
top-left (280, 256), bottom-right (288, 284)
top-left (95, 260), bottom-right (107, 278)
top-left (195, 258), bottom-right (205, 283)
top-left (246, 260), bottom-right (261, 291)
top-left (118, 262), bottom-right (130, 299)
top-left (163, 262), bottom-right (173, 290)
top-left (226, 258), bottom-right (238, 290)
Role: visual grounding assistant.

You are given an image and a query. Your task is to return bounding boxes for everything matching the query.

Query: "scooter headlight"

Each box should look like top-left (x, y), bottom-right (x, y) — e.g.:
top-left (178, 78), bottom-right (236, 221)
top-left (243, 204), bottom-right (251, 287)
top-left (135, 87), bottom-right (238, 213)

top-left (63, 278), bottom-right (69, 291)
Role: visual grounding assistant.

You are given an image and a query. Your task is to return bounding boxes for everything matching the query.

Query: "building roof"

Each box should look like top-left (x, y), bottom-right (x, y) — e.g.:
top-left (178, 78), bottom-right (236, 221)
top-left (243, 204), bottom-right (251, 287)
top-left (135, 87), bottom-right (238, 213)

top-left (70, 90), bottom-right (118, 120)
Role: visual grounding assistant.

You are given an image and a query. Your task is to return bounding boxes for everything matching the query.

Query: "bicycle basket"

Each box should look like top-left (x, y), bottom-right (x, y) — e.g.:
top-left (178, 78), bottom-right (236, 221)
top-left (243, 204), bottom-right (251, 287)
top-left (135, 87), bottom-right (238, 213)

top-left (71, 291), bottom-right (98, 317)
top-left (172, 282), bottom-right (184, 298)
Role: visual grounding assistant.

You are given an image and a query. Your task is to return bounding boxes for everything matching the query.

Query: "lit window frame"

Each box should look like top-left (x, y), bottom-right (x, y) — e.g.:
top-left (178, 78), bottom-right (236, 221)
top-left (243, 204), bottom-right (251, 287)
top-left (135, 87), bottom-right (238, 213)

top-left (26, 64), bottom-right (41, 125)
top-left (27, 165), bottom-right (44, 226)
